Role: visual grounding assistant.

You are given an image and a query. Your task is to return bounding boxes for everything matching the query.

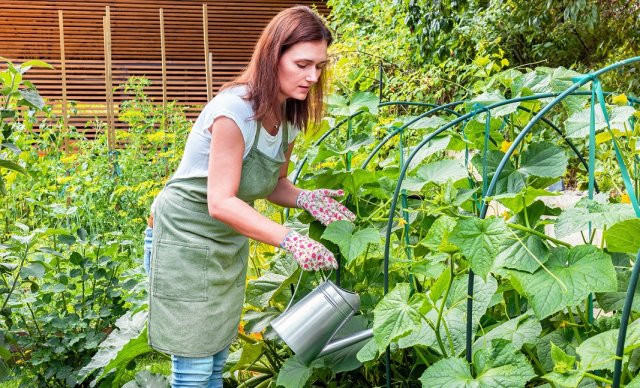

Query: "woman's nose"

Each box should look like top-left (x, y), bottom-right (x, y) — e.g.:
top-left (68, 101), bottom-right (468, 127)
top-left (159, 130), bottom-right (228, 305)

top-left (306, 68), bottom-right (320, 83)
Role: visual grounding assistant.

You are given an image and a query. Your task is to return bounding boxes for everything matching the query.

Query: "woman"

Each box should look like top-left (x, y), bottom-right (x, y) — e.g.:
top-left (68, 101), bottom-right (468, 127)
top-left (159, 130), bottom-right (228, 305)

top-left (147, 6), bottom-right (355, 387)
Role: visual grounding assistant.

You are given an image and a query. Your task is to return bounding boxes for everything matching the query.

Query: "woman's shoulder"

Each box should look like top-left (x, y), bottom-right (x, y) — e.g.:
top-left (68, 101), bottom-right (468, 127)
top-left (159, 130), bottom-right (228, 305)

top-left (213, 85), bottom-right (250, 105)
top-left (204, 85), bottom-right (254, 118)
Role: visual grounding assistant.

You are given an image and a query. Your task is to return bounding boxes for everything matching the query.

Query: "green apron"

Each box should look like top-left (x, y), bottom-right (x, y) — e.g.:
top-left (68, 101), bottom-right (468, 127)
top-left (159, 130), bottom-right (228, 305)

top-left (148, 121), bottom-right (288, 357)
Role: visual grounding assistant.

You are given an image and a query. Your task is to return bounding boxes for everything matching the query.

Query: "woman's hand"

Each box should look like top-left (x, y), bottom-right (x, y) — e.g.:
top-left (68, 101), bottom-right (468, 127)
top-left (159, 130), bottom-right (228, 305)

top-left (296, 189), bottom-right (356, 226)
top-left (281, 230), bottom-right (337, 271)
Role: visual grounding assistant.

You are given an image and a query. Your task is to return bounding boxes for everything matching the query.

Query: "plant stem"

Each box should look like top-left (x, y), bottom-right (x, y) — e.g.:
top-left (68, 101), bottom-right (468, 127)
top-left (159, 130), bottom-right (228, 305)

top-left (523, 196), bottom-right (531, 228)
top-left (523, 345), bottom-right (546, 376)
top-left (434, 258), bottom-right (454, 358)
top-left (584, 372), bottom-right (613, 385)
top-left (566, 307), bottom-right (583, 343)
top-left (1, 242), bottom-right (30, 312)
top-left (507, 222), bottom-right (571, 247)
top-left (26, 302), bottom-right (44, 340)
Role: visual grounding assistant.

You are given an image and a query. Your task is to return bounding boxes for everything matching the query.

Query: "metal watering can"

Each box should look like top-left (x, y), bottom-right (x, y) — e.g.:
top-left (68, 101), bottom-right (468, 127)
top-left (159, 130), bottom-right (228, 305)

top-left (270, 280), bottom-right (373, 365)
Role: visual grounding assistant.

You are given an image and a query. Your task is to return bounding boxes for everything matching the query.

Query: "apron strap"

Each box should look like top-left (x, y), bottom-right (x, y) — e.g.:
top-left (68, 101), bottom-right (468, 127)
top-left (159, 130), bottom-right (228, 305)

top-left (254, 103), bottom-right (290, 156)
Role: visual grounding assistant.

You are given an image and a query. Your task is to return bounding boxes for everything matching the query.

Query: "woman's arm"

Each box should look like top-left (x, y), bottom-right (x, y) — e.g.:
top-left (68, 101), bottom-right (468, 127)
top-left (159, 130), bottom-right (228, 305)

top-left (207, 117), bottom-right (289, 247)
top-left (266, 142), bottom-right (302, 208)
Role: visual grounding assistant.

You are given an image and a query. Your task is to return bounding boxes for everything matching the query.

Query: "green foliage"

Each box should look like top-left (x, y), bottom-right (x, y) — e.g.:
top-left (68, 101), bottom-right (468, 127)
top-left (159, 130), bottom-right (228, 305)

top-left (0, 70), bottom-right (188, 386)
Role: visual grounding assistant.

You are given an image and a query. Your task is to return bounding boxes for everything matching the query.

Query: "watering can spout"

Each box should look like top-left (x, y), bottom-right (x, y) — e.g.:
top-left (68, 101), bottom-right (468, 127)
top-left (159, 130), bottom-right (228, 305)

top-left (270, 280), bottom-right (373, 364)
top-left (316, 328), bottom-right (374, 358)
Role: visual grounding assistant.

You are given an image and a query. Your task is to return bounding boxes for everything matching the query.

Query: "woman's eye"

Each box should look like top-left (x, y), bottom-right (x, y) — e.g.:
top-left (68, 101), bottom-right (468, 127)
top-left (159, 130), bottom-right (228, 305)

top-left (296, 64), bottom-right (306, 69)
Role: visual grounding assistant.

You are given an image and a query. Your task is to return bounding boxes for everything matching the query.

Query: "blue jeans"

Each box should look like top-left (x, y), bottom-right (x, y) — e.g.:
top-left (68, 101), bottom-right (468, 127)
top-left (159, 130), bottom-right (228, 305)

top-left (171, 347), bottom-right (229, 387)
top-left (143, 226), bottom-right (153, 274)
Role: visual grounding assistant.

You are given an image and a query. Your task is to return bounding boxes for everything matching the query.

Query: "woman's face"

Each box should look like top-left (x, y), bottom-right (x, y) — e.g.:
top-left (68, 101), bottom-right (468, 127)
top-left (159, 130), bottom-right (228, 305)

top-left (277, 40), bottom-right (328, 102)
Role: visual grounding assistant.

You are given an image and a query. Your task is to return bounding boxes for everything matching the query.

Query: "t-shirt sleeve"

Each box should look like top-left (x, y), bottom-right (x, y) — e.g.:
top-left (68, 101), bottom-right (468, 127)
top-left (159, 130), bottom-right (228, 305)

top-left (193, 90), bottom-right (255, 151)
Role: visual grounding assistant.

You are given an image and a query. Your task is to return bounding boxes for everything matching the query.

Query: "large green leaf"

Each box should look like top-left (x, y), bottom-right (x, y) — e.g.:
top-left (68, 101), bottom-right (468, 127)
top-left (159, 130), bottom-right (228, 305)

top-left (321, 221), bottom-right (379, 263)
top-left (420, 340), bottom-right (535, 387)
top-left (555, 197), bottom-right (636, 238)
top-left (419, 357), bottom-right (473, 387)
top-left (276, 355), bottom-right (320, 388)
top-left (408, 115), bottom-right (449, 130)
top-left (564, 105), bottom-right (636, 138)
top-left (510, 245), bottom-right (617, 319)
top-left (229, 342), bottom-right (264, 373)
top-left (468, 91), bottom-right (520, 117)
top-left (416, 159), bottom-right (468, 184)
top-left (0, 159), bottom-right (28, 175)
top-left (495, 230), bottom-right (549, 273)
top-left (406, 135), bottom-right (450, 171)
top-left (595, 270), bottom-right (640, 312)
top-left (576, 319), bottom-right (640, 371)
top-left (419, 215), bottom-right (457, 250)
top-left (398, 274), bottom-right (497, 355)
top-left (349, 91), bottom-right (379, 115)
top-left (472, 150), bottom-right (524, 195)
top-left (77, 311), bottom-right (149, 382)
top-left (604, 218), bottom-right (640, 254)
top-left (340, 169), bottom-right (378, 195)
top-left (492, 187), bottom-right (559, 214)
top-left (242, 308), bottom-right (281, 333)
top-left (536, 66), bottom-right (588, 115)
top-left (99, 328), bottom-right (151, 380)
top-left (519, 142), bottom-right (568, 179)
top-left (328, 91), bottom-right (379, 116)
top-left (20, 59), bottom-right (54, 70)
top-left (322, 133), bottom-right (374, 155)
top-left (19, 88), bottom-right (45, 110)
top-left (246, 255), bottom-right (298, 308)
top-left (449, 217), bottom-right (510, 278)
top-left (372, 283), bottom-right (429, 353)
top-left (474, 312), bottom-right (542, 351)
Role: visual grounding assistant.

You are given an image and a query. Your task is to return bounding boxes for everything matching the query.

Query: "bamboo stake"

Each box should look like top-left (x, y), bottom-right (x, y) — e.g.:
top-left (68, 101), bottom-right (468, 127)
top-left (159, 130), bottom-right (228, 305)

top-left (209, 51), bottom-right (214, 97)
top-left (102, 16), bottom-right (109, 147)
top-left (160, 8), bottom-right (167, 112)
top-left (57, 10), bottom-right (68, 135)
top-left (202, 4), bottom-right (212, 101)
top-left (160, 8), bottom-right (167, 131)
top-left (103, 7), bottom-right (115, 150)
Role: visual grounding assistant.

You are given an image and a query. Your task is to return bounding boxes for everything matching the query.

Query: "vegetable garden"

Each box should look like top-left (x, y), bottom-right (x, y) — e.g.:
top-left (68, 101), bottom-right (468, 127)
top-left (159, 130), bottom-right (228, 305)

top-left (2, 0), bottom-right (640, 387)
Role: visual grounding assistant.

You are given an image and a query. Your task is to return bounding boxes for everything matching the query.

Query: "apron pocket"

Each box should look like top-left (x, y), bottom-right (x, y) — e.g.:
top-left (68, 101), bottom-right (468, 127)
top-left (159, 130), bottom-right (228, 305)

top-left (152, 239), bottom-right (208, 302)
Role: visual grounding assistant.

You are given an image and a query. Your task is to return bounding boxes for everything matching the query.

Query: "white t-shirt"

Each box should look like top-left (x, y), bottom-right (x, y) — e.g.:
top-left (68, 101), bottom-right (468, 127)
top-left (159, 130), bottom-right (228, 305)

top-left (172, 85), bottom-right (299, 180)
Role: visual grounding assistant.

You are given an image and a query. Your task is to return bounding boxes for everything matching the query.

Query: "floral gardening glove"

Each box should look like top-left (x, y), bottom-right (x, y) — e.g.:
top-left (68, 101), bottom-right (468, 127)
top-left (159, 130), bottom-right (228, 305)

top-left (280, 230), bottom-right (337, 271)
top-left (296, 189), bottom-right (356, 226)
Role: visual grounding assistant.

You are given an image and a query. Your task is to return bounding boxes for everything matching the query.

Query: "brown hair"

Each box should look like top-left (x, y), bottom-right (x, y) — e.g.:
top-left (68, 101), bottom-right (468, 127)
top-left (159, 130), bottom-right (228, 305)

top-left (223, 6), bottom-right (332, 132)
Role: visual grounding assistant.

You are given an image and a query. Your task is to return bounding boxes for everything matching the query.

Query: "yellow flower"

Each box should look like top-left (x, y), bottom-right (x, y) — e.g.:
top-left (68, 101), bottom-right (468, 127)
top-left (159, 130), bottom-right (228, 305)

top-left (147, 131), bottom-right (167, 143)
top-left (474, 55), bottom-right (491, 67)
top-left (621, 193), bottom-right (631, 204)
top-left (500, 141), bottom-right (512, 153)
top-left (57, 176), bottom-right (73, 184)
top-left (60, 154), bottom-right (78, 164)
top-left (611, 94), bottom-right (628, 106)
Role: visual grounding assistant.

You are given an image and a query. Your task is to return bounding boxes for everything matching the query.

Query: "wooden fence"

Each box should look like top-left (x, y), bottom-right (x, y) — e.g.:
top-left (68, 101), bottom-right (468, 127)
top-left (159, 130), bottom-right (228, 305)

top-left (0, 0), bottom-right (328, 144)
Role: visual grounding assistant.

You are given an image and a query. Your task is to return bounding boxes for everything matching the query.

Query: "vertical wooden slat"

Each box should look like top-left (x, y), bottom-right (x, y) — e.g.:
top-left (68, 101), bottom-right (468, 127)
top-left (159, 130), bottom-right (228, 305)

top-left (202, 4), bottom-right (212, 101)
top-left (160, 8), bottom-right (167, 111)
top-left (58, 10), bottom-right (68, 134)
top-left (103, 7), bottom-right (115, 150)
top-left (209, 51), bottom-right (214, 100)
